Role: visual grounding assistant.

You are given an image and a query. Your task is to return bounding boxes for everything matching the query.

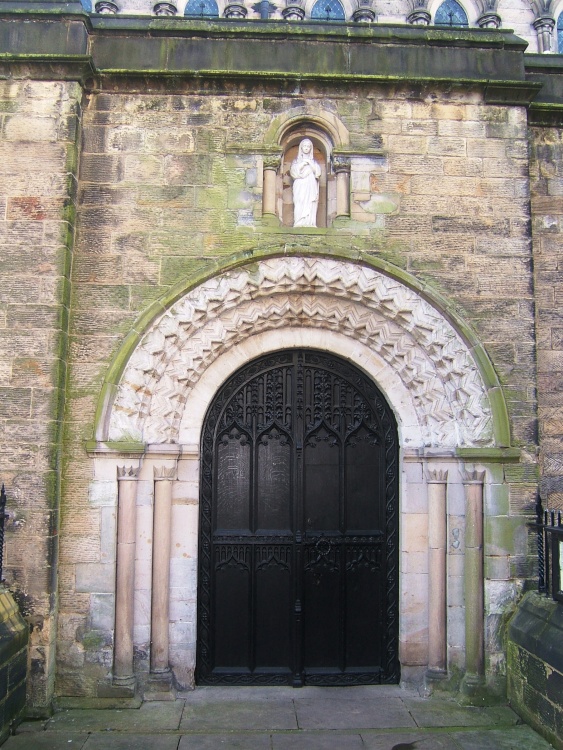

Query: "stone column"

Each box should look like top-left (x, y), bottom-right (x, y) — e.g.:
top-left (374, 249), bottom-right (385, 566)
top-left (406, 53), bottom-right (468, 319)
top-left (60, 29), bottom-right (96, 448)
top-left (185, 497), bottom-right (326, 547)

top-left (114, 465), bottom-right (140, 690)
top-left (461, 469), bottom-right (486, 700)
top-left (262, 155), bottom-right (281, 217)
top-left (425, 469), bottom-right (448, 685)
top-left (334, 156), bottom-right (351, 218)
top-left (533, 16), bottom-right (555, 53)
top-left (149, 467), bottom-right (175, 688)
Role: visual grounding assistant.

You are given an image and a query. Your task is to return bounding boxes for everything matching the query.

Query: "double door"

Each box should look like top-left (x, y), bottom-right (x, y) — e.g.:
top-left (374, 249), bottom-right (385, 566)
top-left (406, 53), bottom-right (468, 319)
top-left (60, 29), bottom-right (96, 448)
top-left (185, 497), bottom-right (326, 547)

top-left (196, 349), bottom-right (399, 686)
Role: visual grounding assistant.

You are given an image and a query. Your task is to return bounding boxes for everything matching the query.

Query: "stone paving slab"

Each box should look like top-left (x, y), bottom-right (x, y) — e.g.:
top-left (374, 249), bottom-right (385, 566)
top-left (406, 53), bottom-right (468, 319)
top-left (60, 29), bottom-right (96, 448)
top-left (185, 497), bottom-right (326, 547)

top-left (85, 734), bottom-right (181, 750)
top-left (453, 725), bottom-right (557, 749)
top-left (401, 696), bottom-right (520, 727)
top-left (180, 693), bottom-right (298, 731)
top-left (293, 692), bottom-right (416, 730)
top-left (271, 730), bottom-right (365, 748)
top-left (3, 733), bottom-right (89, 749)
top-left (359, 731), bottom-right (463, 749)
top-left (177, 734), bottom-right (272, 749)
top-left (46, 700), bottom-right (185, 732)
top-left (2, 688), bottom-right (556, 750)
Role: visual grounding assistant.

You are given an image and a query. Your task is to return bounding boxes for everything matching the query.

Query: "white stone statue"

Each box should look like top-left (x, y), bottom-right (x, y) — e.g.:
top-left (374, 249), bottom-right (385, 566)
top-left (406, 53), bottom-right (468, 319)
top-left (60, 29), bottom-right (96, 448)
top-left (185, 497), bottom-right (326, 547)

top-left (290, 138), bottom-right (321, 227)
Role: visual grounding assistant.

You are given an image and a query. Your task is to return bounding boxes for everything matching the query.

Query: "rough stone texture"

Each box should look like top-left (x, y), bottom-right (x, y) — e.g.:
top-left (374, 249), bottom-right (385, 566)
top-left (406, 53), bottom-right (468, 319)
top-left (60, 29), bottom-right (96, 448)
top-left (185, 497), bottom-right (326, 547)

top-left (530, 126), bottom-right (563, 512)
top-left (0, 9), bottom-right (557, 711)
top-left (507, 592), bottom-right (563, 750)
top-left (0, 79), bottom-right (82, 711)
top-left (54, 83), bottom-right (538, 697)
top-left (0, 588), bottom-right (29, 744)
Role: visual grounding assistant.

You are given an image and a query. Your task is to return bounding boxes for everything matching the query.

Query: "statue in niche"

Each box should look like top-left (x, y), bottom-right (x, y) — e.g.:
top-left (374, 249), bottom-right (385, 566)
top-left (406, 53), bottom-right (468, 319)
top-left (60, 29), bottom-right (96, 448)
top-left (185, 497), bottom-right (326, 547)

top-left (290, 138), bottom-right (321, 227)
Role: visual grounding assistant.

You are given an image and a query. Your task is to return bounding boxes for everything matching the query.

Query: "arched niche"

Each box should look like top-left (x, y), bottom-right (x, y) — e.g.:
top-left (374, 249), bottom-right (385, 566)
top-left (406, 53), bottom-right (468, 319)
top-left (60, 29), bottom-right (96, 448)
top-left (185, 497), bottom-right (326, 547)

top-left (263, 121), bottom-right (350, 228)
top-left (279, 124), bottom-right (334, 228)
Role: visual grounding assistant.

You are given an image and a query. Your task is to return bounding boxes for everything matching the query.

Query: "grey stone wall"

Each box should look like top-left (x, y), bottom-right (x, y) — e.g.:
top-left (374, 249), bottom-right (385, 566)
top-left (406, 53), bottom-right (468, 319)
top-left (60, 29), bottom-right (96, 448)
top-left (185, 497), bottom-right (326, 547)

top-left (0, 79), bottom-right (82, 712)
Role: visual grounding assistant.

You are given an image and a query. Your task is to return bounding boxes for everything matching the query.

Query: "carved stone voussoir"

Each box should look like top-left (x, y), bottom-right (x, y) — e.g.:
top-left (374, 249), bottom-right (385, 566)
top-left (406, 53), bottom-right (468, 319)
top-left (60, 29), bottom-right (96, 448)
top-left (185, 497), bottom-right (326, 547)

top-left (108, 258), bottom-right (493, 449)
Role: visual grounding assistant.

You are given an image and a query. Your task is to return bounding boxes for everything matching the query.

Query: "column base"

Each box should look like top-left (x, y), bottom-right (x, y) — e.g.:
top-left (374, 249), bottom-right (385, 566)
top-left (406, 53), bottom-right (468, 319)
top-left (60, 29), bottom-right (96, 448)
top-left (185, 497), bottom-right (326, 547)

top-left (97, 675), bottom-right (136, 698)
top-left (459, 672), bottom-right (491, 706)
top-left (144, 669), bottom-right (175, 701)
top-left (422, 667), bottom-right (447, 696)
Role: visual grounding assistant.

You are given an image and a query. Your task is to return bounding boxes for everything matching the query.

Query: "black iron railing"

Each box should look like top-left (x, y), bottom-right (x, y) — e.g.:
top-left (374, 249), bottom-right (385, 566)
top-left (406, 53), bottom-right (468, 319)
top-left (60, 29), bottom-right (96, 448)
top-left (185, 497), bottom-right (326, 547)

top-left (0, 485), bottom-right (7, 583)
top-left (534, 495), bottom-right (563, 603)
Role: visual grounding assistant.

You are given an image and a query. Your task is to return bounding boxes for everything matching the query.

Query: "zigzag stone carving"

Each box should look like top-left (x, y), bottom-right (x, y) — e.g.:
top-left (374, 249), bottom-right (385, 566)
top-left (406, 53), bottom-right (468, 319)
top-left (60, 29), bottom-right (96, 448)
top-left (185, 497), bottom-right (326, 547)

top-left (108, 257), bottom-right (493, 448)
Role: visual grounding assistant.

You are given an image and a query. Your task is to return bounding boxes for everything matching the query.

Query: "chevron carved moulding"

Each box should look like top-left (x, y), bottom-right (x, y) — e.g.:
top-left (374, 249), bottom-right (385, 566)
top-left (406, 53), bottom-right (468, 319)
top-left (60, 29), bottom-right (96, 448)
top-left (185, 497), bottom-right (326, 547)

top-left (108, 258), bottom-right (493, 448)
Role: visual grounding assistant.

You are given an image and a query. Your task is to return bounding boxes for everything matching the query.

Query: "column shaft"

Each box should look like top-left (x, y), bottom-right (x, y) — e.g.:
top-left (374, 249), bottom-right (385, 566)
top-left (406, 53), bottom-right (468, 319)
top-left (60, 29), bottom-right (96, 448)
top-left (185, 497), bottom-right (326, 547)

top-left (151, 476), bottom-right (173, 673)
top-left (427, 471), bottom-right (448, 676)
top-left (262, 167), bottom-right (277, 215)
top-left (463, 471), bottom-right (485, 686)
top-left (114, 469), bottom-right (139, 684)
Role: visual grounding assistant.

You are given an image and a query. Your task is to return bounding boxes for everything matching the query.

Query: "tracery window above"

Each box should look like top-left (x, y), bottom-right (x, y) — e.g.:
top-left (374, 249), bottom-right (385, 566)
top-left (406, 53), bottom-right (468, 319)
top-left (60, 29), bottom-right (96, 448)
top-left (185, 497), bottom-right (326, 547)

top-left (311, 0), bottom-right (346, 21)
top-left (435, 0), bottom-right (469, 26)
top-left (184, 0), bottom-right (219, 16)
top-left (558, 12), bottom-right (563, 53)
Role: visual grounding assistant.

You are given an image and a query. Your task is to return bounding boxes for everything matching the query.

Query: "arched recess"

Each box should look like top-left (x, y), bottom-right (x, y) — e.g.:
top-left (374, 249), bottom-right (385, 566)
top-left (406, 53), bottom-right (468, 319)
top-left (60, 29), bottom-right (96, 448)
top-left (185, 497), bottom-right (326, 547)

top-left (89, 253), bottom-right (516, 692)
top-left (95, 254), bottom-right (510, 450)
top-left (261, 110), bottom-right (350, 227)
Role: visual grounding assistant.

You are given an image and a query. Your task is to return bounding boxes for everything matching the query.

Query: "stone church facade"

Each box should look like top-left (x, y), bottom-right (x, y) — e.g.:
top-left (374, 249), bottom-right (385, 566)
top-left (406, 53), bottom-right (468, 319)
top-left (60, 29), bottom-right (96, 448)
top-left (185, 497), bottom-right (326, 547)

top-left (1, 0), bottom-right (562, 743)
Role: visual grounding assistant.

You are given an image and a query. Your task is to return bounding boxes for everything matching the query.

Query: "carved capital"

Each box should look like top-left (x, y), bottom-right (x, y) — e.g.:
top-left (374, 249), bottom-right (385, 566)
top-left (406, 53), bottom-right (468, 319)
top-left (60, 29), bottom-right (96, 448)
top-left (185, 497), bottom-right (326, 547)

top-left (282, 4), bottom-right (305, 18)
top-left (407, 9), bottom-right (431, 24)
top-left (224, 2), bottom-right (248, 16)
top-left (333, 156), bottom-right (351, 174)
top-left (153, 1), bottom-right (177, 14)
top-left (461, 469), bottom-right (486, 485)
top-left (533, 15), bottom-right (555, 52)
top-left (477, 11), bottom-right (500, 27)
top-left (95, 0), bottom-right (119, 11)
top-left (117, 465), bottom-right (140, 480)
top-left (153, 466), bottom-right (177, 481)
top-left (426, 469), bottom-right (449, 484)
top-left (352, 6), bottom-right (376, 21)
top-left (263, 154), bottom-right (282, 171)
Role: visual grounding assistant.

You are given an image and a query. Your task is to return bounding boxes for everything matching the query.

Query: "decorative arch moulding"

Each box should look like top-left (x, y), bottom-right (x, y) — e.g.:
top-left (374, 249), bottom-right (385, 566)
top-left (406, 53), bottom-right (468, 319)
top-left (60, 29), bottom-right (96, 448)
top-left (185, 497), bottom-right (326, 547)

top-left (92, 255), bottom-right (512, 453)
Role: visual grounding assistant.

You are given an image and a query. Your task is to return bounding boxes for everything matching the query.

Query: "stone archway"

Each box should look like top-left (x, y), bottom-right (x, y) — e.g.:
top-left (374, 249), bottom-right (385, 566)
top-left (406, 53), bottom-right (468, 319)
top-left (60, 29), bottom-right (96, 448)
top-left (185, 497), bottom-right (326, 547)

top-left (91, 255), bottom-right (511, 694)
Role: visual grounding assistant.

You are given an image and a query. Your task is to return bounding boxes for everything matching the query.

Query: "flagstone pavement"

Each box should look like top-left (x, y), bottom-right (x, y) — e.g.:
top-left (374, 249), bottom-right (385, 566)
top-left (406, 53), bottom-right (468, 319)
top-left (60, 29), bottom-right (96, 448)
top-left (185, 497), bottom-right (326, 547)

top-left (3, 686), bottom-right (557, 749)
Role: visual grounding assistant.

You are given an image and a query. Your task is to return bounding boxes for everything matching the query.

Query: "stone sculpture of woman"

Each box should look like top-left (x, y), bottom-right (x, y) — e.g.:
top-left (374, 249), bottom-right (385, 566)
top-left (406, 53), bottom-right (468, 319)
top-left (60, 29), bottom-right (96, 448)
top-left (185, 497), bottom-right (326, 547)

top-left (290, 138), bottom-right (321, 227)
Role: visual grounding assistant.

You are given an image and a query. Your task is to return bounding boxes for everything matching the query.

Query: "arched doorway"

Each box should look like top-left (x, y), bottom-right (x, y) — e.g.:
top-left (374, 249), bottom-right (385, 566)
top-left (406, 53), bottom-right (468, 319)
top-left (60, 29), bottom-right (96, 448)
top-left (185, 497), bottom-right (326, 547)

top-left (196, 348), bottom-right (399, 686)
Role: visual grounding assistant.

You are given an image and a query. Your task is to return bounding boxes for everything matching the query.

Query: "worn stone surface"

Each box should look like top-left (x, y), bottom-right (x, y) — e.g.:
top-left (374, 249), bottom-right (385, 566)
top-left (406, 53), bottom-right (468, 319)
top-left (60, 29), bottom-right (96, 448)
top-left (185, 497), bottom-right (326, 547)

top-left (0, 78), bottom-right (82, 711)
top-left (0, 11), bottom-right (557, 711)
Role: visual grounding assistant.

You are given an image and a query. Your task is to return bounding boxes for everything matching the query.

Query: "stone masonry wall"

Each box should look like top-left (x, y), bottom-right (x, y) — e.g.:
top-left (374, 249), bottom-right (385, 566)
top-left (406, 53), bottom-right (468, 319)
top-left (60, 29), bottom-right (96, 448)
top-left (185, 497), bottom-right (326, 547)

top-left (58, 82), bottom-right (538, 695)
top-left (0, 79), bottom-right (82, 711)
top-left (530, 125), bottom-right (563, 512)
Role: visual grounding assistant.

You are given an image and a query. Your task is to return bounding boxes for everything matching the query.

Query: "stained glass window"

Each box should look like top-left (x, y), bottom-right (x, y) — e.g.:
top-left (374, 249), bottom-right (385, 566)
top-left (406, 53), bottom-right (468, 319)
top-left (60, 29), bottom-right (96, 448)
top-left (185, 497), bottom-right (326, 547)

top-left (558, 12), bottom-right (563, 54)
top-left (81, 0), bottom-right (92, 9)
top-left (435, 0), bottom-right (468, 26)
top-left (311, 0), bottom-right (346, 20)
top-left (184, 0), bottom-right (219, 16)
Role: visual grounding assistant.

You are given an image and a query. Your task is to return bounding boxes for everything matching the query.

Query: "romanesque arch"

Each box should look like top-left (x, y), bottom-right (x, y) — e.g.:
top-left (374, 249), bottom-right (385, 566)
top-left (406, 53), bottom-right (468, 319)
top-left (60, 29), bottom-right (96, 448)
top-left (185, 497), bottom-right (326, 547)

top-left (90, 254), bottom-right (513, 695)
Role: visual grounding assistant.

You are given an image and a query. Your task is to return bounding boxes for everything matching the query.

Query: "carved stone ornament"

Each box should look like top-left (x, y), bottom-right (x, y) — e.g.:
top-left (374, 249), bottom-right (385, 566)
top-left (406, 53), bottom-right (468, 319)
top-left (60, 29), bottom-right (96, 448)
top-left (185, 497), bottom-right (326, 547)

top-left (154, 2), bottom-right (178, 14)
top-left (352, 4), bottom-right (376, 22)
top-left (282, 4), bottom-right (305, 18)
top-left (108, 258), bottom-right (493, 449)
top-left (333, 155), bottom-right (351, 174)
top-left (263, 154), bottom-right (282, 171)
top-left (224, 2), bottom-right (248, 16)
top-left (477, 11), bottom-right (501, 27)
top-left (407, 8), bottom-right (431, 23)
top-left (533, 15), bottom-right (555, 52)
top-left (95, 0), bottom-right (119, 11)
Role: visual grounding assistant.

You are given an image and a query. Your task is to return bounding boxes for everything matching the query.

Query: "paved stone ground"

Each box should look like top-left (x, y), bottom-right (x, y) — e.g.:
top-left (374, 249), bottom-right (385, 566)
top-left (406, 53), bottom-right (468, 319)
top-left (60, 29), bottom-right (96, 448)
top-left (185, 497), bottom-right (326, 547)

top-left (3, 686), bottom-right (556, 749)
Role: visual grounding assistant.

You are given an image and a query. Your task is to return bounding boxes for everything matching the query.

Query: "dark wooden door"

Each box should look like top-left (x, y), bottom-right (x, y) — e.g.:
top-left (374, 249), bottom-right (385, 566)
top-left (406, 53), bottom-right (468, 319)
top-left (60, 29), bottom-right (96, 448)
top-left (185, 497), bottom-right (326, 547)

top-left (197, 350), bottom-right (399, 686)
